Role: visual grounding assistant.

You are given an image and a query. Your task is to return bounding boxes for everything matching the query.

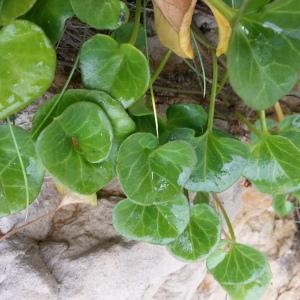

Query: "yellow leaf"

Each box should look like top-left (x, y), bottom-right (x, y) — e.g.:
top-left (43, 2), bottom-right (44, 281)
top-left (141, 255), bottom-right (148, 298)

top-left (204, 0), bottom-right (232, 57)
top-left (153, 0), bottom-right (197, 59)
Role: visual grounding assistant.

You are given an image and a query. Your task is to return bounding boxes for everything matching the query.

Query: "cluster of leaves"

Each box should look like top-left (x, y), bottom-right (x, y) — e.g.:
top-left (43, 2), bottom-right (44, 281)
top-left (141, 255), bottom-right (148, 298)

top-left (1, 0), bottom-right (300, 299)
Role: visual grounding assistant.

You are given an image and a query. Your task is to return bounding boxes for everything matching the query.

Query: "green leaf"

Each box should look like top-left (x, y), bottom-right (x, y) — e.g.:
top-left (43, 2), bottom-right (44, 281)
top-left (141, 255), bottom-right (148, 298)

top-left (228, 0), bottom-right (300, 110)
top-left (80, 34), bottom-right (150, 107)
top-left (0, 125), bottom-right (44, 216)
top-left (244, 135), bottom-right (300, 194)
top-left (0, 20), bottom-right (56, 120)
top-left (32, 89), bottom-right (135, 142)
top-left (112, 22), bottom-right (146, 51)
top-left (25, 0), bottom-right (74, 44)
top-left (168, 204), bottom-right (221, 261)
top-left (272, 194), bottom-right (294, 217)
top-left (117, 133), bottom-right (197, 205)
top-left (184, 132), bottom-right (249, 192)
top-left (279, 114), bottom-right (300, 148)
top-left (159, 128), bottom-right (196, 144)
top-left (166, 103), bottom-right (208, 134)
top-left (70, 0), bottom-right (128, 30)
top-left (36, 102), bottom-right (114, 194)
top-left (207, 241), bottom-right (270, 285)
top-left (0, 0), bottom-right (36, 25)
top-left (250, 119), bottom-right (276, 144)
top-left (132, 114), bottom-right (166, 136)
top-left (113, 194), bottom-right (190, 245)
top-left (222, 266), bottom-right (272, 300)
top-left (194, 191), bottom-right (210, 204)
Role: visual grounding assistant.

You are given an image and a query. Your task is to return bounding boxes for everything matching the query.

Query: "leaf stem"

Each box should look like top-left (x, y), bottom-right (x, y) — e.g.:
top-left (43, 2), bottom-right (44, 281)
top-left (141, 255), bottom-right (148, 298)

top-left (213, 193), bottom-right (236, 241)
top-left (32, 53), bottom-right (80, 139)
top-left (236, 112), bottom-right (262, 137)
top-left (216, 70), bottom-right (228, 95)
top-left (6, 118), bottom-right (30, 221)
top-left (259, 110), bottom-right (269, 134)
top-left (129, 0), bottom-right (143, 45)
top-left (203, 0), bottom-right (236, 22)
top-left (150, 50), bottom-right (172, 85)
top-left (274, 102), bottom-right (284, 122)
top-left (207, 51), bottom-right (219, 132)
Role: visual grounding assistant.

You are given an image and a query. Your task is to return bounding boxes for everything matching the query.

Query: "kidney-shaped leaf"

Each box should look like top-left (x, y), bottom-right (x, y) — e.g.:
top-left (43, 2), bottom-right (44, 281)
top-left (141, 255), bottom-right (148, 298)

top-left (25, 0), bottom-right (74, 44)
top-left (117, 132), bottom-right (197, 205)
top-left (0, 0), bottom-right (36, 25)
top-left (113, 194), bottom-right (190, 245)
top-left (207, 241), bottom-right (269, 285)
top-left (184, 132), bottom-right (249, 192)
top-left (80, 34), bottom-right (150, 107)
top-left (0, 125), bottom-right (44, 216)
top-left (228, 0), bottom-right (300, 110)
top-left (70, 0), bottom-right (128, 30)
top-left (153, 0), bottom-right (196, 58)
top-left (244, 135), bottom-right (300, 195)
top-left (32, 89), bottom-right (135, 142)
top-left (0, 20), bottom-right (56, 120)
top-left (168, 204), bottom-right (221, 261)
top-left (36, 102), bottom-right (114, 194)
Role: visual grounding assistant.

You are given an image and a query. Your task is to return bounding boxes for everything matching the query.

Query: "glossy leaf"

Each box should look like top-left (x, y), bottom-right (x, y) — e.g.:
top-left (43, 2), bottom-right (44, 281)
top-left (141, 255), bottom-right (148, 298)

top-left (228, 0), bottom-right (300, 110)
top-left (272, 194), bottom-right (294, 217)
top-left (117, 133), bottom-right (197, 205)
top-left (244, 135), bottom-right (300, 195)
top-left (80, 34), bottom-right (150, 107)
top-left (70, 0), bottom-right (128, 30)
top-left (0, 0), bottom-right (36, 25)
top-left (194, 192), bottom-right (210, 204)
top-left (112, 23), bottom-right (146, 51)
top-left (207, 241), bottom-right (269, 285)
top-left (153, 0), bottom-right (196, 58)
top-left (113, 194), bottom-right (190, 245)
top-left (133, 114), bottom-right (166, 136)
top-left (166, 103), bottom-right (208, 134)
top-left (160, 128), bottom-right (196, 144)
top-left (25, 0), bottom-right (74, 44)
top-left (0, 20), bottom-right (56, 120)
top-left (32, 89), bottom-right (135, 142)
top-left (279, 114), bottom-right (300, 148)
top-left (36, 102), bottom-right (114, 194)
top-left (250, 119), bottom-right (276, 144)
top-left (0, 125), bottom-right (44, 216)
top-left (168, 204), bottom-right (221, 261)
top-left (184, 132), bottom-right (249, 192)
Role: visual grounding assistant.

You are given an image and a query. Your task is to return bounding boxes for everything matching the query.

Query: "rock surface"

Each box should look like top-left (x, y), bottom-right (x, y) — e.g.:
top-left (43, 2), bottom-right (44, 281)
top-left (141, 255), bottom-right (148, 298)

top-left (0, 180), bottom-right (299, 300)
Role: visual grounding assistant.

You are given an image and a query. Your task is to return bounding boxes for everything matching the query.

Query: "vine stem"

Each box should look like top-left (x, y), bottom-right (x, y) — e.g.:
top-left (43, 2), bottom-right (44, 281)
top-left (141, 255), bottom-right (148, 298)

top-left (32, 53), bottom-right (80, 139)
top-left (274, 102), bottom-right (284, 122)
top-left (213, 193), bottom-right (236, 241)
top-left (129, 0), bottom-right (143, 45)
top-left (203, 0), bottom-right (236, 22)
top-left (207, 51), bottom-right (219, 132)
top-left (150, 50), bottom-right (172, 85)
top-left (6, 118), bottom-right (30, 221)
top-left (259, 110), bottom-right (269, 134)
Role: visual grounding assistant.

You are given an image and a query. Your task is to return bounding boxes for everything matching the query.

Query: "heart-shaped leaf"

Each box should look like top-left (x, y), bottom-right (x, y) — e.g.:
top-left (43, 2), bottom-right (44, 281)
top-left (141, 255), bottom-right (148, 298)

top-left (32, 89), bottom-right (135, 142)
top-left (272, 194), bottom-right (294, 217)
top-left (244, 135), bottom-right (300, 195)
top-left (25, 0), bottom-right (74, 44)
top-left (0, 125), bottom-right (44, 216)
top-left (113, 194), bottom-right (190, 245)
top-left (207, 241), bottom-right (270, 285)
top-left (0, 0), bottom-right (36, 25)
top-left (80, 34), bottom-right (150, 107)
top-left (70, 0), bottom-right (128, 30)
top-left (184, 132), bottom-right (249, 192)
top-left (36, 102), bottom-right (114, 194)
top-left (168, 204), bottom-right (221, 261)
top-left (0, 20), bottom-right (56, 119)
top-left (117, 133), bottom-right (197, 205)
top-left (166, 103), bottom-right (208, 134)
top-left (279, 114), bottom-right (300, 148)
top-left (228, 0), bottom-right (300, 110)
top-left (153, 0), bottom-right (196, 58)
top-left (159, 127), bottom-right (196, 144)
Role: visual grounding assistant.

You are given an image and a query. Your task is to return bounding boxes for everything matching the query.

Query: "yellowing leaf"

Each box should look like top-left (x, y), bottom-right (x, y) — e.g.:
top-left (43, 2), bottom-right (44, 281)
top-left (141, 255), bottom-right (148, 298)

top-left (153, 0), bottom-right (197, 59)
top-left (204, 0), bottom-right (232, 56)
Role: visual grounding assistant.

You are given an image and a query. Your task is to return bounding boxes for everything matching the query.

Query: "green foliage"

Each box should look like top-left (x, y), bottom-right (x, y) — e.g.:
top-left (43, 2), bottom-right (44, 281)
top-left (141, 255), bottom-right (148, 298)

top-left (0, 20), bottom-right (56, 119)
top-left (25, 0), bottom-right (74, 44)
top-left (80, 34), bottom-right (150, 107)
top-left (0, 125), bottom-right (44, 216)
top-left (272, 194), bottom-right (294, 217)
